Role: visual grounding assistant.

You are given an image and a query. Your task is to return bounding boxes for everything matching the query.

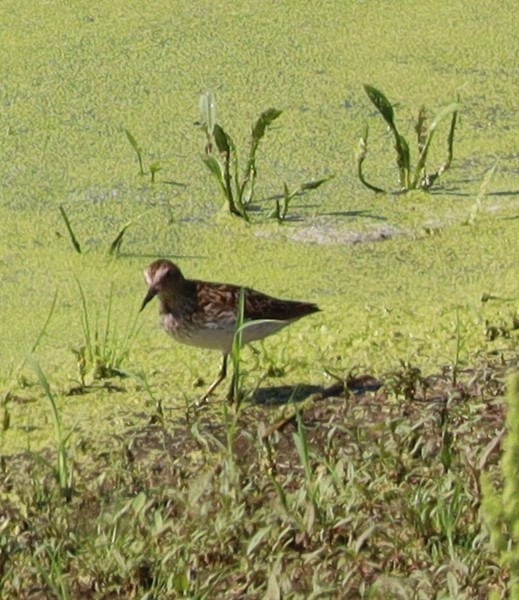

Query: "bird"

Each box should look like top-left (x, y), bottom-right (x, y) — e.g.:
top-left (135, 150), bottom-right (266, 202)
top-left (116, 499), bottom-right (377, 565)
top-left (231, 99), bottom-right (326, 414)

top-left (140, 259), bottom-right (320, 405)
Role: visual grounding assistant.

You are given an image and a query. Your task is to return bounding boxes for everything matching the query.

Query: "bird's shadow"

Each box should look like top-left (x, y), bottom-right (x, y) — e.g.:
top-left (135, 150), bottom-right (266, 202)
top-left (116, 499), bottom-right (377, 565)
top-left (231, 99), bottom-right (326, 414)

top-left (250, 375), bottom-right (382, 406)
top-left (251, 384), bottom-right (322, 406)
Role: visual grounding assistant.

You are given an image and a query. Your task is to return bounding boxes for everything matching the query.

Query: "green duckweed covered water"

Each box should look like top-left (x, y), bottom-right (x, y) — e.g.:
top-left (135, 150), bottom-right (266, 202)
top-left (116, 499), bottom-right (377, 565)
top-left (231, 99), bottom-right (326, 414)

top-left (0, 0), bottom-right (518, 453)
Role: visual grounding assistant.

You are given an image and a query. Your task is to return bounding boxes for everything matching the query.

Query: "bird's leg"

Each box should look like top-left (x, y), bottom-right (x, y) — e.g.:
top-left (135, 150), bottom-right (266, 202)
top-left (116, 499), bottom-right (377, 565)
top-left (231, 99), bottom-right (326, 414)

top-left (226, 371), bottom-right (237, 405)
top-left (197, 354), bottom-right (228, 407)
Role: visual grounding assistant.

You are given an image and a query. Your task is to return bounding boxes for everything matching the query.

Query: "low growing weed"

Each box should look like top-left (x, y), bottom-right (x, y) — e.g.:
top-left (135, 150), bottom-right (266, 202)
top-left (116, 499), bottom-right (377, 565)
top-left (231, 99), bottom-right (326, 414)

top-left (0, 350), bottom-right (512, 597)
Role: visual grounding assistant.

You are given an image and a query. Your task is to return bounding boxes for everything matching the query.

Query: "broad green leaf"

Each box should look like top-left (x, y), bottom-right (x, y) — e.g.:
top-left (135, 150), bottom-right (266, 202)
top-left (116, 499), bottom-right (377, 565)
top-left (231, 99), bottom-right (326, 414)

top-left (251, 108), bottom-right (282, 141)
top-left (363, 84), bottom-right (395, 129)
top-left (124, 128), bottom-right (140, 152)
top-left (199, 91), bottom-right (216, 132)
top-left (213, 123), bottom-right (230, 154)
top-left (202, 155), bottom-right (225, 183)
top-left (300, 176), bottom-right (333, 191)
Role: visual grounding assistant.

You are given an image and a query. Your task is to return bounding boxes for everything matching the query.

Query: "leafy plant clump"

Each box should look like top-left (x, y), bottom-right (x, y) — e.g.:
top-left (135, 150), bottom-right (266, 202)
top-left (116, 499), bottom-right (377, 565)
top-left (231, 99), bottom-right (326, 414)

top-left (73, 280), bottom-right (141, 385)
top-left (357, 84), bottom-right (460, 194)
top-left (481, 374), bottom-right (519, 599)
top-left (198, 91), bottom-right (281, 221)
top-left (198, 91), bottom-right (331, 221)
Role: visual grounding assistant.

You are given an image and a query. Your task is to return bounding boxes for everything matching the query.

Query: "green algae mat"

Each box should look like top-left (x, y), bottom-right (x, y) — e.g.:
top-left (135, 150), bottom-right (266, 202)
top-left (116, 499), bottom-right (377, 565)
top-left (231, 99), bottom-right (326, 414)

top-left (0, 0), bottom-right (518, 596)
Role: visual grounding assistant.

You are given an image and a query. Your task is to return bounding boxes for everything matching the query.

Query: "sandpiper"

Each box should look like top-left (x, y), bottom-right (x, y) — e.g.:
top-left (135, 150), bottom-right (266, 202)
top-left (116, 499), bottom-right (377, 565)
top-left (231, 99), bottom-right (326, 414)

top-left (140, 259), bottom-right (320, 404)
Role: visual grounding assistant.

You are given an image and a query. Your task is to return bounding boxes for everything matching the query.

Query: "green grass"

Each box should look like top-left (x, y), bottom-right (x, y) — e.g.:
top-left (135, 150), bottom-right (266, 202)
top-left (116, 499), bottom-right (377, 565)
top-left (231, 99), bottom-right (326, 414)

top-left (27, 356), bottom-right (73, 502)
top-left (74, 279), bottom-right (142, 385)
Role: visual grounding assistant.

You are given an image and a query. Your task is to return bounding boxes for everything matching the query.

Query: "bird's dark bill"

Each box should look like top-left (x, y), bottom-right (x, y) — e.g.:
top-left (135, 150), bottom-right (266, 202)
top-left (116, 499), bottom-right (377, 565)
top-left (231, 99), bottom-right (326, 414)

top-left (140, 288), bottom-right (157, 312)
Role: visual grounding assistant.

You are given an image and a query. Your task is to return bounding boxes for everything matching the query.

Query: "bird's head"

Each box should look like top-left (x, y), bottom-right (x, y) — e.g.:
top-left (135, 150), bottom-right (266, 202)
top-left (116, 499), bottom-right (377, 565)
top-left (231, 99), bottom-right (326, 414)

top-left (140, 259), bottom-right (185, 311)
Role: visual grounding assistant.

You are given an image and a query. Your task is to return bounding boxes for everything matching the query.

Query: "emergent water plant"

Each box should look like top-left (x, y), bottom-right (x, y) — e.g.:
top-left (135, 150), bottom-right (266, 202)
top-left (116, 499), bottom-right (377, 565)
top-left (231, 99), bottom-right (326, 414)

top-left (198, 92), bottom-right (331, 221)
top-left (357, 84), bottom-right (460, 193)
top-left (125, 129), bottom-right (162, 183)
top-left (198, 91), bottom-right (282, 221)
top-left (268, 178), bottom-right (333, 223)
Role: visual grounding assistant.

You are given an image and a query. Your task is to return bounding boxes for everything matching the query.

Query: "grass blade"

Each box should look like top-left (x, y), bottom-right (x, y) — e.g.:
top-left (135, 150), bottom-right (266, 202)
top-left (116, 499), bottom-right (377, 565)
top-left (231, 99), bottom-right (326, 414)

top-left (125, 128), bottom-right (145, 176)
top-left (27, 355), bottom-right (72, 501)
top-left (108, 221), bottom-right (131, 256)
top-left (30, 289), bottom-right (58, 353)
top-left (58, 205), bottom-right (81, 253)
top-left (75, 277), bottom-right (93, 364)
top-left (230, 288), bottom-right (246, 405)
top-left (440, 104), bottom-right (459, 174)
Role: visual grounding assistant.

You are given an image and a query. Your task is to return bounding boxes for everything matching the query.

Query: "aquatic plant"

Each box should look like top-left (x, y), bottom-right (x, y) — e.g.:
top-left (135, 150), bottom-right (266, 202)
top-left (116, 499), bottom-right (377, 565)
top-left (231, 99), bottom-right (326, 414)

top-left (199, 92), bottom-right (333, 221)
top-left (125, 129), bottom-right (162, 183)
top-left (357, 85), bottom-right (459, 193)
top-left (198, 91), bottom-right (281, 221)
top-left (268, 178), bottom-right (333, 223)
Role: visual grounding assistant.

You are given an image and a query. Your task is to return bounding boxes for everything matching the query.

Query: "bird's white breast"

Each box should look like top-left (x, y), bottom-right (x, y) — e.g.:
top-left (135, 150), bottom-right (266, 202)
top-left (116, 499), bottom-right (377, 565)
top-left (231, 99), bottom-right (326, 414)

top-left (160, 313), bottom-right (295, 353)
